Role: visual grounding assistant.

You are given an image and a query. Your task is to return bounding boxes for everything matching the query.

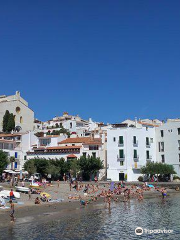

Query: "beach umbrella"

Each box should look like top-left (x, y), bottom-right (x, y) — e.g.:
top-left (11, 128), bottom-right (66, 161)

top-left (40, 192), bottom-right (51, 199)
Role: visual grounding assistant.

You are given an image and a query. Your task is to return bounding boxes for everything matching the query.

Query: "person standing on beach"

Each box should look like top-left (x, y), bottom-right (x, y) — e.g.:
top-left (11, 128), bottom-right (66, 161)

top-left (69, 178), bottom-right (73, 191)
top-left (63, 173), bottom-right (66, 182)
top-left (28, 190), bottom-right (31, 200)
top-left (162, 188), bottom-right (167, 199)
top-left (9, 200), bottom-right (15, 222)
top-left (10, 189), bottom-right (14, 201)
top-left (57, 180), bottom-right (60, 188)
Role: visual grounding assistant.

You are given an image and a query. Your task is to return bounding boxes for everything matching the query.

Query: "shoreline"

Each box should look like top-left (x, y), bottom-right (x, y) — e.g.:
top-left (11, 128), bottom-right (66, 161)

top-left (0, 189), bottom-right (179, 229)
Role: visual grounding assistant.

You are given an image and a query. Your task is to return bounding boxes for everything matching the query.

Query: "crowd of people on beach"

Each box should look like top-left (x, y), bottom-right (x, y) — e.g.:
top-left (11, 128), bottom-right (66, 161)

top-left (1, 177), bottom-right (179, 223)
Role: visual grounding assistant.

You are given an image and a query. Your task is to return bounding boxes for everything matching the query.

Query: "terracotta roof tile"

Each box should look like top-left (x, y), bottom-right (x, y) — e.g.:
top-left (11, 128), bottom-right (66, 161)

top-left (58, 137), bottom-right (102, 145)
top-left (67, 154), bottom-right (77, 158)
top-left (138, 121), bottom-right (159, 127)
top-left (46, 146), bottom-right (81, 150)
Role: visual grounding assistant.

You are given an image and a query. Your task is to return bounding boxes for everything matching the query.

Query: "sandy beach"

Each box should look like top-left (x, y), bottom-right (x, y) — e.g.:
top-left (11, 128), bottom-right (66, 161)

top-left (0, 181), bottom-right (179, 229)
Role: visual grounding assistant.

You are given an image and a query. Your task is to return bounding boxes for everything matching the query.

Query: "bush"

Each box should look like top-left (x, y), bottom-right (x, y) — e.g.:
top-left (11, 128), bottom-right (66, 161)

top-left (138, 176), bottom-right (143, 182)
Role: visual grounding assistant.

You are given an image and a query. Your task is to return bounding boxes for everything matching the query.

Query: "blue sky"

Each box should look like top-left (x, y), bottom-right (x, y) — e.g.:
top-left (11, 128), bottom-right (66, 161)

top-left (0, 1), bottom-right (180, 123)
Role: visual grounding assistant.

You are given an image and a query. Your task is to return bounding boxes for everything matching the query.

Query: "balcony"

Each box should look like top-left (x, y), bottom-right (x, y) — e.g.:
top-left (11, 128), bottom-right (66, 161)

top-left (133, 156), bottom-right (139, 162)
top-left (133, 141), bottom-right (138, 147)
top-left (117, 154), bottom-right (125, 161)
top-left (132, 163), bottom-right (143, 169)
top-left (146, 144), bottom-right (151, 148)
top-left (118, 142), bottom-right (124, 147)
top-left (146, 156), bottom-right (152, 161)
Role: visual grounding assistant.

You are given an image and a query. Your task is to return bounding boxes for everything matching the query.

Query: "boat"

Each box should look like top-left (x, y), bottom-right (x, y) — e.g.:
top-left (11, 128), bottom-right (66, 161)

top-left (15, 186), bottom-right (29, 193)
top-left (29, 180), bottom-right (40, 188)
top-left (0, 190), bottom-right (20, 199)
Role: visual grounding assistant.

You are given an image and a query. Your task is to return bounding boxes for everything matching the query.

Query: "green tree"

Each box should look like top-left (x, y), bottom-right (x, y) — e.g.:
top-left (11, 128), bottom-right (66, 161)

top-left (79, 155), bottom-right (103, 180)
top-left (69, 159), bottom-right (80, 178)
top-left (6, 113), bottom-right (15, 132)
top-left (24, 157), bottom-right (68, 180)
top-left (141, 162), bottom-right (176, 175)
top-left (0, 150), bottom-right (9, 174)
top-left (47, 164), bottom-right (60, 179)
top-left (2, 110), bottom-right (10, 132)
top-left (24, 159), bottom-right (37, 175)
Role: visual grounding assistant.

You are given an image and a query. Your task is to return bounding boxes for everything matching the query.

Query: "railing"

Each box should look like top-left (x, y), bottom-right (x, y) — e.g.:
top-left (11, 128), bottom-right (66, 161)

top-left (132, 163), bottom-right (143, 169)
top-left (146, 143), bottom-right (151, 148)
top-left (133, 140), bottom-right (138, 147)
top-left (146, 156), bottom-right (152, 161)
top-left (117, 154), bottom-right (125, 161)
top-left (133, 156), bottom-right (139, 162)
top-left (118, 142), bottom-right (124, 147)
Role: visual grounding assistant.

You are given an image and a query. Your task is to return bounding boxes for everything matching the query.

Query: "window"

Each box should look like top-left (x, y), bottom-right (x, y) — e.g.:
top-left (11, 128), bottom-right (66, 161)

top-left (39, 138), bottom-right (51, 146)
top-left (178, 128), bottom-right (180, 135)
top-left (150, 138), bottom-right (153, 143)
top-left (133, 136), bottom-right (137, 144)
top-left (15, 152), bottom-right (18, 158)
top-left (179, 154), bottom-right (180, 162)
top-left (161, 155), bottom-right (165, 163)
top-left (89, 145), bottom-right (99, 150)
top-left (178, 140), bottom-right (180, 148)
top-left (119, 136), bottom-right (124, 145)
top-left (119, 149), bottom-right (124, 158)
top-left (134, 149), bottom-right (137, 158)
top-left (146, 150), bottom-right (150, 159)
top-left (159, 142), bottom-right (164, 152)
top-left (146, 137), bottom-right (150, 146)
top-left (92, 152), bottom-right (96, 158)
top-left (60, 123), bottom-right (62, 128)
top-left (160, 130), bottom-right (164, 137)
top-left (83, 152), bottom-right (86, 157)
top-left (70, 122), bottom-right (72, 128)
top-left (113, 137), bottom-right (116, 142)
top-left (16, 107), bottom-right (21, 114)
top-left (72, 144), bottom-right (75, 146)
top-left (146, 127), bottom-right (148, 131)
top-left (14, 162), bottom-right (18, 169)
top-left (24, 156), bottom-right (27, 160)
top-left (120, 161), bottom-right (124, 166)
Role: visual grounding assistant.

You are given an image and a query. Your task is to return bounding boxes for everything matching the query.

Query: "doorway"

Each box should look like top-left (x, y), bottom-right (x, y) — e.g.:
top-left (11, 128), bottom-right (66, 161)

top-left (119, 173), bottom-right (124, 181)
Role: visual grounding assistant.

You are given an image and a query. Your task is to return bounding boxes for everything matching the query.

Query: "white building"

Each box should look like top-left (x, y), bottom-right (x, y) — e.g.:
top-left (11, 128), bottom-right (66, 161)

top-left (107, 121), bottom-right (157, 181)
top-left (27, 136), bottom-right (106, 179)
top-left (0, 132), bottom-right (37, 170)
top-left (42, 112), bottom-right (99, 137)
top-left (156, 119), bottom-right (180, 176)
top-left (0, 91), bottom-right (34, 132)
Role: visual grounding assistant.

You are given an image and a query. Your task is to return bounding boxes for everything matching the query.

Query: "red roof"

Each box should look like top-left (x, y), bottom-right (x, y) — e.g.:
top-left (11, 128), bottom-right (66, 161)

top-left (58, 137), bottom-right (102, 145)
top-left (67, 154), bottom-right (77, 158)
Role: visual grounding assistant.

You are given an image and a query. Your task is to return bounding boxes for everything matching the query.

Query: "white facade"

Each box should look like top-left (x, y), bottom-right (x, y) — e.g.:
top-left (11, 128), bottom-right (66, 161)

top-left (42, 112), bottom-right (99, 137)
top-left (107, 123), bottom-right (156, 181)
top-left (27, 136), bottom-right (106, 179)
top-left (156, 119), bottom-right (180, 176)
top-left (0, 132), bottom-right (38, 170)
top-left (0, 91), bottom-right (34, 132)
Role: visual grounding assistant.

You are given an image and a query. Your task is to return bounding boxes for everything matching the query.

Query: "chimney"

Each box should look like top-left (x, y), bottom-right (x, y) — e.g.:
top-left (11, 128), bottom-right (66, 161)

top-left (16, 91), bottom-right (20, 96)
top-left (135, 117), bottom-right (137, 127)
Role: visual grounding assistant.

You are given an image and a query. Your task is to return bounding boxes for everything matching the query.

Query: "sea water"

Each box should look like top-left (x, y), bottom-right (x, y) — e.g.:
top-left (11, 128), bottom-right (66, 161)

top-left (1, 194), bottom-right (180, 240)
